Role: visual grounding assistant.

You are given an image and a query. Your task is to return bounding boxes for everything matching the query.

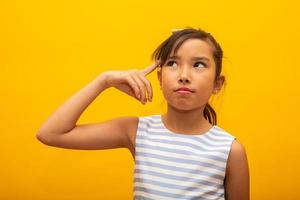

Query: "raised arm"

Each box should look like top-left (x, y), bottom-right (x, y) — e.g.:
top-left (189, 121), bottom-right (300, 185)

top-left (36, 61), bottom-right (160, 154)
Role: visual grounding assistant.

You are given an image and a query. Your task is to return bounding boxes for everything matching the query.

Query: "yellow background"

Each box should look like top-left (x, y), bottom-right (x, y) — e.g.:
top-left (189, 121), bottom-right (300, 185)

top-left (1, 0), bottom-right (299, 199)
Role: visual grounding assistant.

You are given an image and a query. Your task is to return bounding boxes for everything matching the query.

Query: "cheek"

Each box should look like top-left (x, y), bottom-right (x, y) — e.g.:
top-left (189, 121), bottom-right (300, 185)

top-left (160, 71), bottom-right (167, 85)
top-left (161, 73), bottom-right (174, 89)
top-left (196, 79), bottom-right (215, 96)
top-left (160, 75), bottom-right (174, 97)
top-left (197, 71), bottom-right (215, 86)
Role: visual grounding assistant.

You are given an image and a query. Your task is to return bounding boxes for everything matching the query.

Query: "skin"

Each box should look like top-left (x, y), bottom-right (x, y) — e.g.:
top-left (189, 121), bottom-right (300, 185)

top-left (157, 38), bottom-right (250, 199)
top-left (158, 38), bottom-right (223, 134)
top-left (36, 37), bottom-right (249, 200)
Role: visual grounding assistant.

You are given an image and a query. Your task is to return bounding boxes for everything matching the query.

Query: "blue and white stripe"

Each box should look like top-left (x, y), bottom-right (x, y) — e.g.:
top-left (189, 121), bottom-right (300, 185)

top-left (133, 114), bottom-right (236, 200)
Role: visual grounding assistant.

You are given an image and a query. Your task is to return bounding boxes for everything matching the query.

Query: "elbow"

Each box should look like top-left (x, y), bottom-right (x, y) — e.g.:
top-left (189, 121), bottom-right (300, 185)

top-left (36, 131), bottom-right (53, 146)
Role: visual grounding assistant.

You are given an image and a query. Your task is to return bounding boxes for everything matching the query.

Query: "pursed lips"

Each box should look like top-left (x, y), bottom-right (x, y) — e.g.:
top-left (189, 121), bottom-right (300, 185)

top-left (174, 87), bottom-right (195, 94)
top-left (175, 87), bottom-right (194, 92)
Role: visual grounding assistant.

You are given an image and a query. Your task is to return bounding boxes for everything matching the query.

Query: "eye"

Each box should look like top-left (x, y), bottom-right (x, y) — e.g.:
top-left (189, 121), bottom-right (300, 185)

top-left (194, 62), bottom-right (206, 68)
top-left (166, 60), bottom-right (177, 67)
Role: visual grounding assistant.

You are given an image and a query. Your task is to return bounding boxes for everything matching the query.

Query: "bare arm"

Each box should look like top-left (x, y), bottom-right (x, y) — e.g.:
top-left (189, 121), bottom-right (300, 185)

top-left (36, 61), bottom-right (160, 151)
top-left (224, 140), bottom-right (250, 200)
top-left (37, 74), bottom-right (109, 136)
top-left (36, 74), bottom-right (133, 150)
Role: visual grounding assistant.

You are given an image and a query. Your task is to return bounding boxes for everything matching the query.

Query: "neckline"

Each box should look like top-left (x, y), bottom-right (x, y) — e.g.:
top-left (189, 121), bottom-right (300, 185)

top-left (157, 114), bottom-right (216, 137)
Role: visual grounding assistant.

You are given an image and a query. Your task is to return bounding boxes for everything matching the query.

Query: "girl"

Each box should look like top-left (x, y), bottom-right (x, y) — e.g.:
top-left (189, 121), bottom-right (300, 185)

top-left (37, 28), bottom-right (250, 200)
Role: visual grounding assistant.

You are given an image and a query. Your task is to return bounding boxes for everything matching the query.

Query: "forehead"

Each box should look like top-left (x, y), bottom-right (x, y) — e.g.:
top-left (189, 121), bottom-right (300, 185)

top-left (170, 38), bottom-right (214, 59)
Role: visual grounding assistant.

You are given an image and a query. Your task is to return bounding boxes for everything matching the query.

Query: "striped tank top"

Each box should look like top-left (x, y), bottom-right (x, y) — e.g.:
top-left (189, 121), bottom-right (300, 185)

top-left (133, 114), bottom-right (236, 200)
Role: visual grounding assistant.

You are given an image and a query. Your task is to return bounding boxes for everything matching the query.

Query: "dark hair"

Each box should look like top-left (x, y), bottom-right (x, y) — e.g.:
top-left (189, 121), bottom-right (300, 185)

top-left (151, 27), bottom-right (224, 125)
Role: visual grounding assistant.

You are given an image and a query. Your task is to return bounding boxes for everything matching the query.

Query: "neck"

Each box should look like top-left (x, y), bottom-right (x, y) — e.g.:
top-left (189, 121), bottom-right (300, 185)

top-left (162, 104), bottom-right (212, 134)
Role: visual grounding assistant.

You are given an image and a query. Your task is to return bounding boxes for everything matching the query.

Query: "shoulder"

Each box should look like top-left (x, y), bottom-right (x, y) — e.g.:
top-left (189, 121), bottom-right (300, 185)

top-left (119, 116), bottom-right (139, 139)
top-left (225, 139), bottom-right (250, 199)
top-left (124, 115), bottom-right (158, 152)
top-left (213, 125), bottom-right (236, 140)
top-left (225, 139), bottom-right (249, 186)
top-left (231, 139), bottom-right (246, 154)
top-left (227, 140), bottom-right (248, 171)
top-left (120, 116), bottom-right (139, 129)
top-left (122, 114), bottom-right (158, 134)
top-left (107, 115), bottom-right (139, 135)
top-left (213, 126), bottom-right (247, 168)
top-left (114, 116), bottom-right (139, 156)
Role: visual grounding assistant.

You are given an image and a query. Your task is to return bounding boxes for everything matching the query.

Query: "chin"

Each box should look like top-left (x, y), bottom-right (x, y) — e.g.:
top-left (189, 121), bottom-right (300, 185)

top-left (168, 102), bottom-right (197, 112)
top-left (167, 98), bottom-right (207, 112)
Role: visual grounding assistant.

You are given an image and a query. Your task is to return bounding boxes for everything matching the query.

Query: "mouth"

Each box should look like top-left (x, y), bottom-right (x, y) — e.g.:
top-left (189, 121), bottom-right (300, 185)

top-left (176, 90), bottom-right (192, 95)
top-left (174, 87), bottom-right (195, 95)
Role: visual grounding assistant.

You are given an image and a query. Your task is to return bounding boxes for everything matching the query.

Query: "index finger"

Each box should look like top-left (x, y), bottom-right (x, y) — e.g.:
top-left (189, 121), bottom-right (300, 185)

top-left (141, 60), bottom-right (161, 76)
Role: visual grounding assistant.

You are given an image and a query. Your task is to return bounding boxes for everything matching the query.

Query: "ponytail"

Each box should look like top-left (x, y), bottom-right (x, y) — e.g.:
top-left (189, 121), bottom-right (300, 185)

top-left (203, 103), bottom-right (217, 125)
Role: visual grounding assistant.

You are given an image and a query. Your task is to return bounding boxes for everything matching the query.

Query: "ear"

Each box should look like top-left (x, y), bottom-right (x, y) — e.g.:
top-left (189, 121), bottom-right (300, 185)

top-left (213, 75), bottom-right (225, 94)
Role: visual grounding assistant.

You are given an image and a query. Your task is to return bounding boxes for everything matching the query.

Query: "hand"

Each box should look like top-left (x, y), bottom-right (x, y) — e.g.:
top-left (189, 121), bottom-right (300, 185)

top-left (102, 60), bottom-right (161, 105)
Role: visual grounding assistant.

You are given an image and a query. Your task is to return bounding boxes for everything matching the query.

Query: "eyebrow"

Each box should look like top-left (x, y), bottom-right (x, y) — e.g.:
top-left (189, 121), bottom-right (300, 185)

top-left (168, 55), bottom-right (210, 62)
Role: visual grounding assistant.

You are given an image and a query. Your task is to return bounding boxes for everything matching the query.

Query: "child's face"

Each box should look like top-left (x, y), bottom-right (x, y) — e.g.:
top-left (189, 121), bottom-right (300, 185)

top-left (157, 38), bottom-right (222, 111)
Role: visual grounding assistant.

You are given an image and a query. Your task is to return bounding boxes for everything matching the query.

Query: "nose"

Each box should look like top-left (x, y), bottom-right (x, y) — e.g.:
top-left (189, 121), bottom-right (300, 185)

top-left (178, 66), bottom-right (191, 84)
